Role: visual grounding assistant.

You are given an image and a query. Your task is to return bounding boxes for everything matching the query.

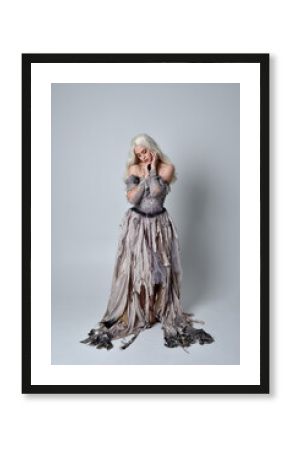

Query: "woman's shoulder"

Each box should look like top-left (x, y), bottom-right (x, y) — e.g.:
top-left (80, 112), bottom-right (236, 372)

top-left (125, 165), bottom-right (141, 187)
top-left (128, 164), bottom-right (141, 177)
top-left (158, 163), bottom-right (175, 183)
top-left (159, 162), bottom-right (175, 171)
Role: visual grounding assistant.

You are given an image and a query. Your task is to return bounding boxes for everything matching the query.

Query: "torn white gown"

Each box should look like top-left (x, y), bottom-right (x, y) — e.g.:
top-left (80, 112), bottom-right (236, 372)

top-left (80, 169), bottom-right (214, 350)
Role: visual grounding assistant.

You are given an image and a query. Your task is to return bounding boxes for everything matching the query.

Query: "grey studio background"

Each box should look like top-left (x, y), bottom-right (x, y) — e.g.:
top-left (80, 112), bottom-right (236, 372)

top-left (51, 83), bottom-right (240, 365)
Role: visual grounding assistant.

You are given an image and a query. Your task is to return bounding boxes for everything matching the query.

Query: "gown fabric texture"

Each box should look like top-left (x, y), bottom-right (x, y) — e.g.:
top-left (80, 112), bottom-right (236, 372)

top-left (80, 170), bottom-right (214, 350)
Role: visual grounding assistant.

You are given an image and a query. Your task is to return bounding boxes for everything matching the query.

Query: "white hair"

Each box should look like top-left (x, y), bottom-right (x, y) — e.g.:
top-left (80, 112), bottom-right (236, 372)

top-left (123, 133), bottom-right (177, 183)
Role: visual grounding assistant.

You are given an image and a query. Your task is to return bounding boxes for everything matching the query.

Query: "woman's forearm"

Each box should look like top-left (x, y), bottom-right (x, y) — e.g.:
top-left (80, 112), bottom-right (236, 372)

top-left (148, 168), bottom-right (162, 197)
top-left (127, 179), bottom-right (146, 205)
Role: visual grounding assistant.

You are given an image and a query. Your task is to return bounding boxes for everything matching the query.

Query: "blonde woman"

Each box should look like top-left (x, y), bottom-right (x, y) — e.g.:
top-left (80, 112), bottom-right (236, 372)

top-left (81, 133), bottom-right (214, 350)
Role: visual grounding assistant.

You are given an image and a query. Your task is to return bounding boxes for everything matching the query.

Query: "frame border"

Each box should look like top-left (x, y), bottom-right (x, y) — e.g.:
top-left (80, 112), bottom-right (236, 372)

top-left (22, 53), bottom-right (269, 394)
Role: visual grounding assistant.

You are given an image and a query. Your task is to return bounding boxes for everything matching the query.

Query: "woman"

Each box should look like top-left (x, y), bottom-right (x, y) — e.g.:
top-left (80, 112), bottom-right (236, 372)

top-left (80, 133), bottom-right (214, 350)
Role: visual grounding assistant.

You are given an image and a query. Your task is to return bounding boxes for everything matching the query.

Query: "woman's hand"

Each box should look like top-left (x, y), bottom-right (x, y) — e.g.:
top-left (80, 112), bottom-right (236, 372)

top-left (150, 151), bottom-right (158, 170)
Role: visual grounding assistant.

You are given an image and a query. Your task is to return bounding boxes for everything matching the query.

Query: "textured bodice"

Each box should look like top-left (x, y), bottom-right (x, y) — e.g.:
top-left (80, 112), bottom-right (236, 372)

top-left (125, 172), bottom-right (171, 215)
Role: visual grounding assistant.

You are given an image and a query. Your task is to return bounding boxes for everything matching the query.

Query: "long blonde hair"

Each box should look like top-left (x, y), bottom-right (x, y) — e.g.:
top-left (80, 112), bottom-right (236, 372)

top-left (123, 133), bottom-right (177, 183)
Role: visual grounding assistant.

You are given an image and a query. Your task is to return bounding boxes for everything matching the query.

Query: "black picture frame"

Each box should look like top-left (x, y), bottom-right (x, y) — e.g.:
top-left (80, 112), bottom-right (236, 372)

top-left (22, 53), bottom-right (269, 394)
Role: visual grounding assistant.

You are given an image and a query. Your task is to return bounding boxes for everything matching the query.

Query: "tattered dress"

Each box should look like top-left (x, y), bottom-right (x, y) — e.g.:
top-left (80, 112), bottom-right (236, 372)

top-left (80, 170), bottom-right (214, 350)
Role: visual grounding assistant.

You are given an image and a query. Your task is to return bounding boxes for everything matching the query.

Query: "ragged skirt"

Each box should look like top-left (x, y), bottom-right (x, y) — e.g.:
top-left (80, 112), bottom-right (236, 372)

top-left (81, 207), bottom-right (214, 350)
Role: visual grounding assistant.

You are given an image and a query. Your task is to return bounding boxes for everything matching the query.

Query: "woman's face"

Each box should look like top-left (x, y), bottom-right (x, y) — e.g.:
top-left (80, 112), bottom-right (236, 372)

top-left (134, 145), bottom-right (153, 164)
